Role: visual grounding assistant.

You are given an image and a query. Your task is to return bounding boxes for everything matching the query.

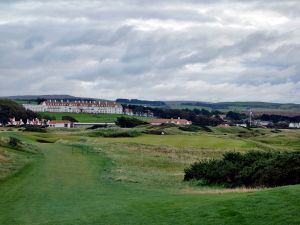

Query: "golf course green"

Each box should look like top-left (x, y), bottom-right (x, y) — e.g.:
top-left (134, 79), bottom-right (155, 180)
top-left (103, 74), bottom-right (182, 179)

top-left (0, 127), bottom-right (299, 225)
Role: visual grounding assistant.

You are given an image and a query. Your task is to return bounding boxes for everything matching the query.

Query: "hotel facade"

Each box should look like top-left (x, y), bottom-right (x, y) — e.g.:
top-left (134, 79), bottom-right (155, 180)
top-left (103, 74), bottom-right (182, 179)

top-left (23, 100), bottom-right (123, 114)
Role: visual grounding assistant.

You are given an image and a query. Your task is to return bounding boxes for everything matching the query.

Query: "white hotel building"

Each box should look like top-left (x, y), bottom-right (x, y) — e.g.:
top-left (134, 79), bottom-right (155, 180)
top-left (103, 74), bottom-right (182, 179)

top-left (23, 100), bottom-right (123, 114)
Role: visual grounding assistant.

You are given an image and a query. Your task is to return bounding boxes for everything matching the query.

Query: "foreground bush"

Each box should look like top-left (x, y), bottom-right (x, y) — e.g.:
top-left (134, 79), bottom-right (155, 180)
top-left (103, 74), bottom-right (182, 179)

top-left (184, 151), bottom-right (300, 188)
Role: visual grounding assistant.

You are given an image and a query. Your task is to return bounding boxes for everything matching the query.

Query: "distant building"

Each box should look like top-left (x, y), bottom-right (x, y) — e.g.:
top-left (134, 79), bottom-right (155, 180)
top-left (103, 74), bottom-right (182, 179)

top-left (218, 123), bottom-right (230, 128)
top-left (6, 117), bottom-right (47, 126)
top-left (219, 114), bottom-right (227, 120)
top-left (23, 104), bottom-right (47, 112)
top-left (26, 118), bottom-right (46, 126)
top-left (150, 118), bottom-right (192, 126)
top-left (123, 108), bottom-right (134, 116)
top-left (23, 100), bottom-right (123, 114)
top-left (47, 120), bottom-right (72, 128)
top-left (7, 117), bottom-right (24, 126)
top-left (252, 120), bottom-right (273, 127)
top-left (236, 123), bottom-right (247, 128)
top-left (289, 122), bottom-right (300, 129)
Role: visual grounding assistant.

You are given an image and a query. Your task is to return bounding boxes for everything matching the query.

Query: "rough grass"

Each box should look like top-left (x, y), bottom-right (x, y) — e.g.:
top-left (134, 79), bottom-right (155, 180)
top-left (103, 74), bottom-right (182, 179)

top-left (0, 135), bottom-right (39, 181)
top-left (87, 128), bottom-right (142, 138)
top-left (89, 133), bottom-right (258, 150)
top-left (0, 128), bottom-right (299, 224)
top-left (93, 142), bottom-right (235, 190)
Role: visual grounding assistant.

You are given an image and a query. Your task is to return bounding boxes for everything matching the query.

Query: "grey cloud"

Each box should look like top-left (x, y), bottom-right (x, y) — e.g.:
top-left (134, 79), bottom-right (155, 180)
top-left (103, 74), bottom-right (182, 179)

top-left (0, 0), bottom-right (299, 103)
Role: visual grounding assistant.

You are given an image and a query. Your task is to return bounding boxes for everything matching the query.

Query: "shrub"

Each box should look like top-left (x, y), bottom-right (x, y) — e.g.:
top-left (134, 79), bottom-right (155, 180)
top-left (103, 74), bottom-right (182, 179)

top-left (62, 116), bottom-right (78, 122)
top-left (116, 117), bottom-right (148, 128)
top-left (40, 115), bottom-right (56, 120)
top-left (87, 124), bottom-right (108, 130)
top-left (23, 125), bottom-right (47, 133)
top-left (184, 151), bottom-right (300, 188)
top-left (143, 128), bottom-right (164, 135)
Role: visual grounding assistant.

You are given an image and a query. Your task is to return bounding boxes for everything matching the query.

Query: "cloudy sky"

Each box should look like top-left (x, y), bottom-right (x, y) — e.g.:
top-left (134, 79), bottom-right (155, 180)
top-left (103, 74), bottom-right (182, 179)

top-left (0, 0), bottom-right (300, 103)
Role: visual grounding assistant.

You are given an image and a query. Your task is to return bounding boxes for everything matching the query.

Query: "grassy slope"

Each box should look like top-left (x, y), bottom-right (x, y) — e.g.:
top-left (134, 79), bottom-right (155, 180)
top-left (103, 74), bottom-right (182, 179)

top-left (38, 112), bottom-right (149, 123)
top-left (0, 146), bottom-right (32, 180)
top-left (166, 101), bottom-right (300, 112)
top-left (0, 142), bottom-right (299, 225)
top-left (89, 134), bottom-right (256, 150)
top-left (0, 129), bottom-right (299, 224)
top-left (0, 132), bottom-right (39, 181)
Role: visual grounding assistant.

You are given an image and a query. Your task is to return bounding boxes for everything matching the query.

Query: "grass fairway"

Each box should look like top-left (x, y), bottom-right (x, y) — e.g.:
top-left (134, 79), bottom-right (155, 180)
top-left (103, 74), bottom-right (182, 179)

top-left (38, 112), bottom-right (149, 123)
top-left (90, 134), bottom-right (256, 150)
top-left (0, 128), bottom-right (299, 224)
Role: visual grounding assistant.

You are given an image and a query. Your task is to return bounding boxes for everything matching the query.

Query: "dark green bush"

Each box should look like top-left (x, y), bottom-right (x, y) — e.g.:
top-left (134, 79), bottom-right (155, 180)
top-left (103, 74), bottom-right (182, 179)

top-left (62, 116), bottom-right (78, 122)
top-left (184, 151), bottom-right (300, 188)
top-left (87, 124), bottom-right (108, 130)
top-left (116, 117), bottom-right (148, 128)
top-left (23, 125), bottom-right (47, 133)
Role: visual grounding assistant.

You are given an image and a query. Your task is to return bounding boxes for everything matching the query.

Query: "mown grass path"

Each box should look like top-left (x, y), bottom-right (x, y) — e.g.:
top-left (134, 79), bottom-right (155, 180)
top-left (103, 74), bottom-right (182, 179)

top-left (0, 143), bottom-right (299, 225)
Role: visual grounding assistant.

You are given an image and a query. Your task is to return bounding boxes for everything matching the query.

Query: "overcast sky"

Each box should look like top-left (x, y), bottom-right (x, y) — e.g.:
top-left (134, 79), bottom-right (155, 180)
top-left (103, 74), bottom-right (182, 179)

top-left (0, 0), bottom-right (299, 103)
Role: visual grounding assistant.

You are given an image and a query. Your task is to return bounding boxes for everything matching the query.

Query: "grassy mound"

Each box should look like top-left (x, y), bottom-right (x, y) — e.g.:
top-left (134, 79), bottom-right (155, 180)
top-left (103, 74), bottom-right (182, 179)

top-left (142, 124), bottom-right (185, 135)
top-left (88, 128), bottom-right (142, 138)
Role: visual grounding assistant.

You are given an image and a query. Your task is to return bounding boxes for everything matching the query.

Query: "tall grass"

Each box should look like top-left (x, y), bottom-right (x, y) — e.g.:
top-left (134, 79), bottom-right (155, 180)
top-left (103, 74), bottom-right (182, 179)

top-left (88, 128), bottom-right (142, 138)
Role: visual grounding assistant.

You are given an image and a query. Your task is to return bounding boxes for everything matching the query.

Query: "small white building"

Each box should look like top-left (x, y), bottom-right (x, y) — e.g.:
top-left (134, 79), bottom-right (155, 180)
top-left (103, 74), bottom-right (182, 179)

top-left (252, 120), bottom-right (272, 127)
top-left (47, 120), bottom-right (72, 128)
top-left (236, 123), bottom-right (247, 128)
top-left (289, 123), bottom-right (300, 129)
top-left (7, 117), bottom-right (24, 126)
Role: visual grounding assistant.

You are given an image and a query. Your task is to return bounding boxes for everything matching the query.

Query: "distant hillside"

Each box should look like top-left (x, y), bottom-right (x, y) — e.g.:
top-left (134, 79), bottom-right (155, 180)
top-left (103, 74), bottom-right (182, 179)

top-left (118, 99), bottom-right (300, 113)
top-left (0, 95), bottom-right (110, 104)
top-left (1, 95), bottom-right (76, 100)
top-left (116, 99), bottom-right (166, 107)
top-left (2, 95), bottom-right (300, 114)
top-left (174, 101), bottom-right (300, 112)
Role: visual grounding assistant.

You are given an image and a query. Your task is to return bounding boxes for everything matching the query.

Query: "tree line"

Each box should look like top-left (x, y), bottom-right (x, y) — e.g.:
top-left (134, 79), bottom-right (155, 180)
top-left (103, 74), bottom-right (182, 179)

top-left (125, 104), bottom-right (300, 127)
top-left (0, 99), bottom-right (37, 124)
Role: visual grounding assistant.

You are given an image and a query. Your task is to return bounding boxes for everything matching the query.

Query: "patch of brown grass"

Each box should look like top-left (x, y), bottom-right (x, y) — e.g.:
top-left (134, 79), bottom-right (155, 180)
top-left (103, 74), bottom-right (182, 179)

top-left (181, 186), bottom-right (264, 194)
